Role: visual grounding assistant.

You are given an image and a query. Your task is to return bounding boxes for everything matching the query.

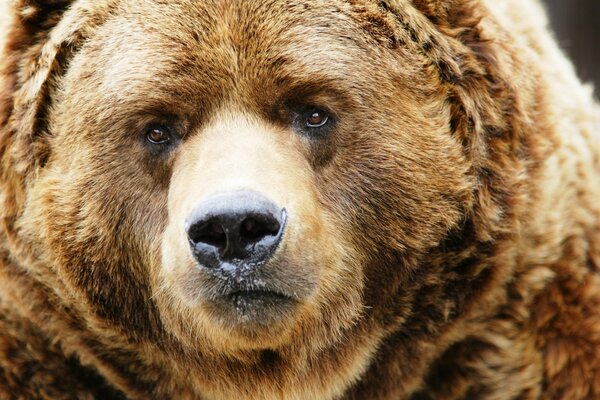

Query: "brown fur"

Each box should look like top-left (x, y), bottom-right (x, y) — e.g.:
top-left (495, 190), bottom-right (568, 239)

top-left (0, 0), bottom-right (599, 399)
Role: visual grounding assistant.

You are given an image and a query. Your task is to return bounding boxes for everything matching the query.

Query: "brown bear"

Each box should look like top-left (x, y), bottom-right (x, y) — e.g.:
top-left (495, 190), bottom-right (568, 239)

top-left (1, 0), bottom-right (599, 399)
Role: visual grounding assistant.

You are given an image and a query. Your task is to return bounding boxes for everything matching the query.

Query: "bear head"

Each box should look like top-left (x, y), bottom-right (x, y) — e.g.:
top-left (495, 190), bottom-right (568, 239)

top-left (0, 0), bottom-right (527, 397)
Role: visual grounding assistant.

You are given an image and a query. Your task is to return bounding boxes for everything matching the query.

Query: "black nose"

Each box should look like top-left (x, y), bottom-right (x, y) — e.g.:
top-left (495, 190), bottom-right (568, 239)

top-left (186, 191), bottom-right (287, 269)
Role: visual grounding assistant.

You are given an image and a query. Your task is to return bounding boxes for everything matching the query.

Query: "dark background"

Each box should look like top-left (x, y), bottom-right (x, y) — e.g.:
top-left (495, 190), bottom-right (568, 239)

top-left (544, 0), bottom-right (600, 97)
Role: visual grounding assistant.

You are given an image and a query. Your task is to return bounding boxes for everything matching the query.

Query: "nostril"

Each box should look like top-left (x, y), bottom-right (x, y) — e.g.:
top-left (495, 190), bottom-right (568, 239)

top-left (240, 215), bottom-right (280, 242)
top-left (186, 191), bottom-right (287, 268)
top-left (188, 220), bottom-right (227, 249)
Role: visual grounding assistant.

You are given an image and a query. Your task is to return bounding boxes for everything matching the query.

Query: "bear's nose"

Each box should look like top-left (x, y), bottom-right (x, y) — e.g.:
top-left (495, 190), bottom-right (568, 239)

top-left (185, 191), bottom-right (287, 270)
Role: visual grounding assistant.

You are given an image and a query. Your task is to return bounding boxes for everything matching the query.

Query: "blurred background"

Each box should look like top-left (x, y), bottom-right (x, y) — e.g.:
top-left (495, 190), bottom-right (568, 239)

top-left (544, 0), bottom-right (600, 97)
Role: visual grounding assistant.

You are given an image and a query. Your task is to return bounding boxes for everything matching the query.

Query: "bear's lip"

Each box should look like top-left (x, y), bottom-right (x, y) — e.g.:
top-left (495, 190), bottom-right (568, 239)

top-left (204, 287), bottom-right (299, 328)
top-left (227, 289), bottom-right (293, 302)
top-left (199, 267), bottom-right (308, 303)
top-left (220, 287), bottom-right (298, 313)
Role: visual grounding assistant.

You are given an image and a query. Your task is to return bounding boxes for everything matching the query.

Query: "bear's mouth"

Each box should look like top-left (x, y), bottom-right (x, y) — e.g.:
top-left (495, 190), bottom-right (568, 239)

top-left (205, 288), bottom-right (299, 328)
top-left (228, 289), bottom-right (293, 303)
top-left (224, 289), bottom-right (297, 316)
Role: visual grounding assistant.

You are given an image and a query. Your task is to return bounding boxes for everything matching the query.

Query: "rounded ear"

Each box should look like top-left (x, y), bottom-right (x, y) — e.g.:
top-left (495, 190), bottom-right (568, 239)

top-left (0, 0), bottom-right (75, 128)
top-left (362, 0), bottom-right (523, 152)
top-left (407, 0), bottom-right (529, 169)
top-left (350, 0), bottom-right (529, 240)
top-left (0, 0), bottom-right (75, 251)
top-left (349, 0), bottom-right (502, 145)
top-left (0, 0), bottom-right (114, 223)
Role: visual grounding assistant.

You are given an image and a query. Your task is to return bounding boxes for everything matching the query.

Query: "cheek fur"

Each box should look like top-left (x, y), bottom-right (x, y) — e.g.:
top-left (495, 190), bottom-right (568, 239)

top-left (18, 144), bottom-right (168, 339)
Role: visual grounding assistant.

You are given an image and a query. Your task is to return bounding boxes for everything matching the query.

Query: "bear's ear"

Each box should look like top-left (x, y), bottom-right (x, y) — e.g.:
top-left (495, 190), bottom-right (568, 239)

top-left (408, 0), bottom-right (486, 62)
top-left (1, 0), bottom-right (112, 155)
top-left (348, 0), bottom-right (487, 84)
top-left (354, 0), bottom-right (518, 181)
top-left (0, 0), bottom-right (112, 218)
top-left (0, 0), bottom-right (75, 223)
top-left (1, 0), bottom-right (86, 144)
top-left (1, 0), bottom-right (92, 174)
top-left (0, 0), bottom-right (76, 126)
top-left (352, 0), bottom-right (493, 124)
top-left (407, 0), bottom-right (514, 145)
top-left (410, 0), bottom-right (479, 29)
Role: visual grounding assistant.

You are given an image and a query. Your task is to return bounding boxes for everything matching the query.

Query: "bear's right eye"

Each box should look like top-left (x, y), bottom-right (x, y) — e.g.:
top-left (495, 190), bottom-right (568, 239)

top-left (292, 106), bottom-right (335, 138)
top-left (305, 109), bottom-right (330, 128)
top-left (146, 126), bottom-right (172, 145)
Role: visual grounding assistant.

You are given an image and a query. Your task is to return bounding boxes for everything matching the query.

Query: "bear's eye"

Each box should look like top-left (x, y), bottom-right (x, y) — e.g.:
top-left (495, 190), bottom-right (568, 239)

top-left (305, 109), bottom-right (330, 129)
top-left (146, 126), bottom-right (172, 145)
top-left (290, 106), bottom-right (335, 138)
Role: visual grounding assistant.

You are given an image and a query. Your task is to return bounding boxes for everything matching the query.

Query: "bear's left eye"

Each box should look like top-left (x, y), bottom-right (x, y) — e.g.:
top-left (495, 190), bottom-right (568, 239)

top-left (305, 109), bottom-right (330, 129)
top-left (146, 125), bottom-right (172, 145)
top-left (294, 107), bottom-right (334, 137)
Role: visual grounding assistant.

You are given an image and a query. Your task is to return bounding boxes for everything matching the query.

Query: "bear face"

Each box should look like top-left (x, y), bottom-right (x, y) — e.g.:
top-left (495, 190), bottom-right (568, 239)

top-left (2, 0), bottom-right (599, 399)
top-left (14, 0), bottom-right (471, 356)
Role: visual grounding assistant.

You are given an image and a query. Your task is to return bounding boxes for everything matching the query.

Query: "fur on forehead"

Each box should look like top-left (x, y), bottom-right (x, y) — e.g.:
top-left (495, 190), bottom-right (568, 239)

top-left (3, 0), bottom-right (483, 138)
top-left (1, 0), bottom-right (496, 191)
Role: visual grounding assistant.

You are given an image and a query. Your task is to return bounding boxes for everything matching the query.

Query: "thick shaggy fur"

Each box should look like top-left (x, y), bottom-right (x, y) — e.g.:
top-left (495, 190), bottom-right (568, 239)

top-left (1, 0), bottom-right (599, 399)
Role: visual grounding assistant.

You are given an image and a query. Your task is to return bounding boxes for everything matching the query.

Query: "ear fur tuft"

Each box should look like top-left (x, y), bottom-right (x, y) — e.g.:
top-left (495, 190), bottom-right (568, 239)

top-left (14, 0), bottom-right (74, 29)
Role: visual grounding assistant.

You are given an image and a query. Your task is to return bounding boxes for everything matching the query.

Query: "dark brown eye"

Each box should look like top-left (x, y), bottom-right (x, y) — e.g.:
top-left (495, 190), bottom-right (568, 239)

top-left (305, 110), bottom-right (329, 128)
top-left (146, 126), bottom-right (171, 144)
